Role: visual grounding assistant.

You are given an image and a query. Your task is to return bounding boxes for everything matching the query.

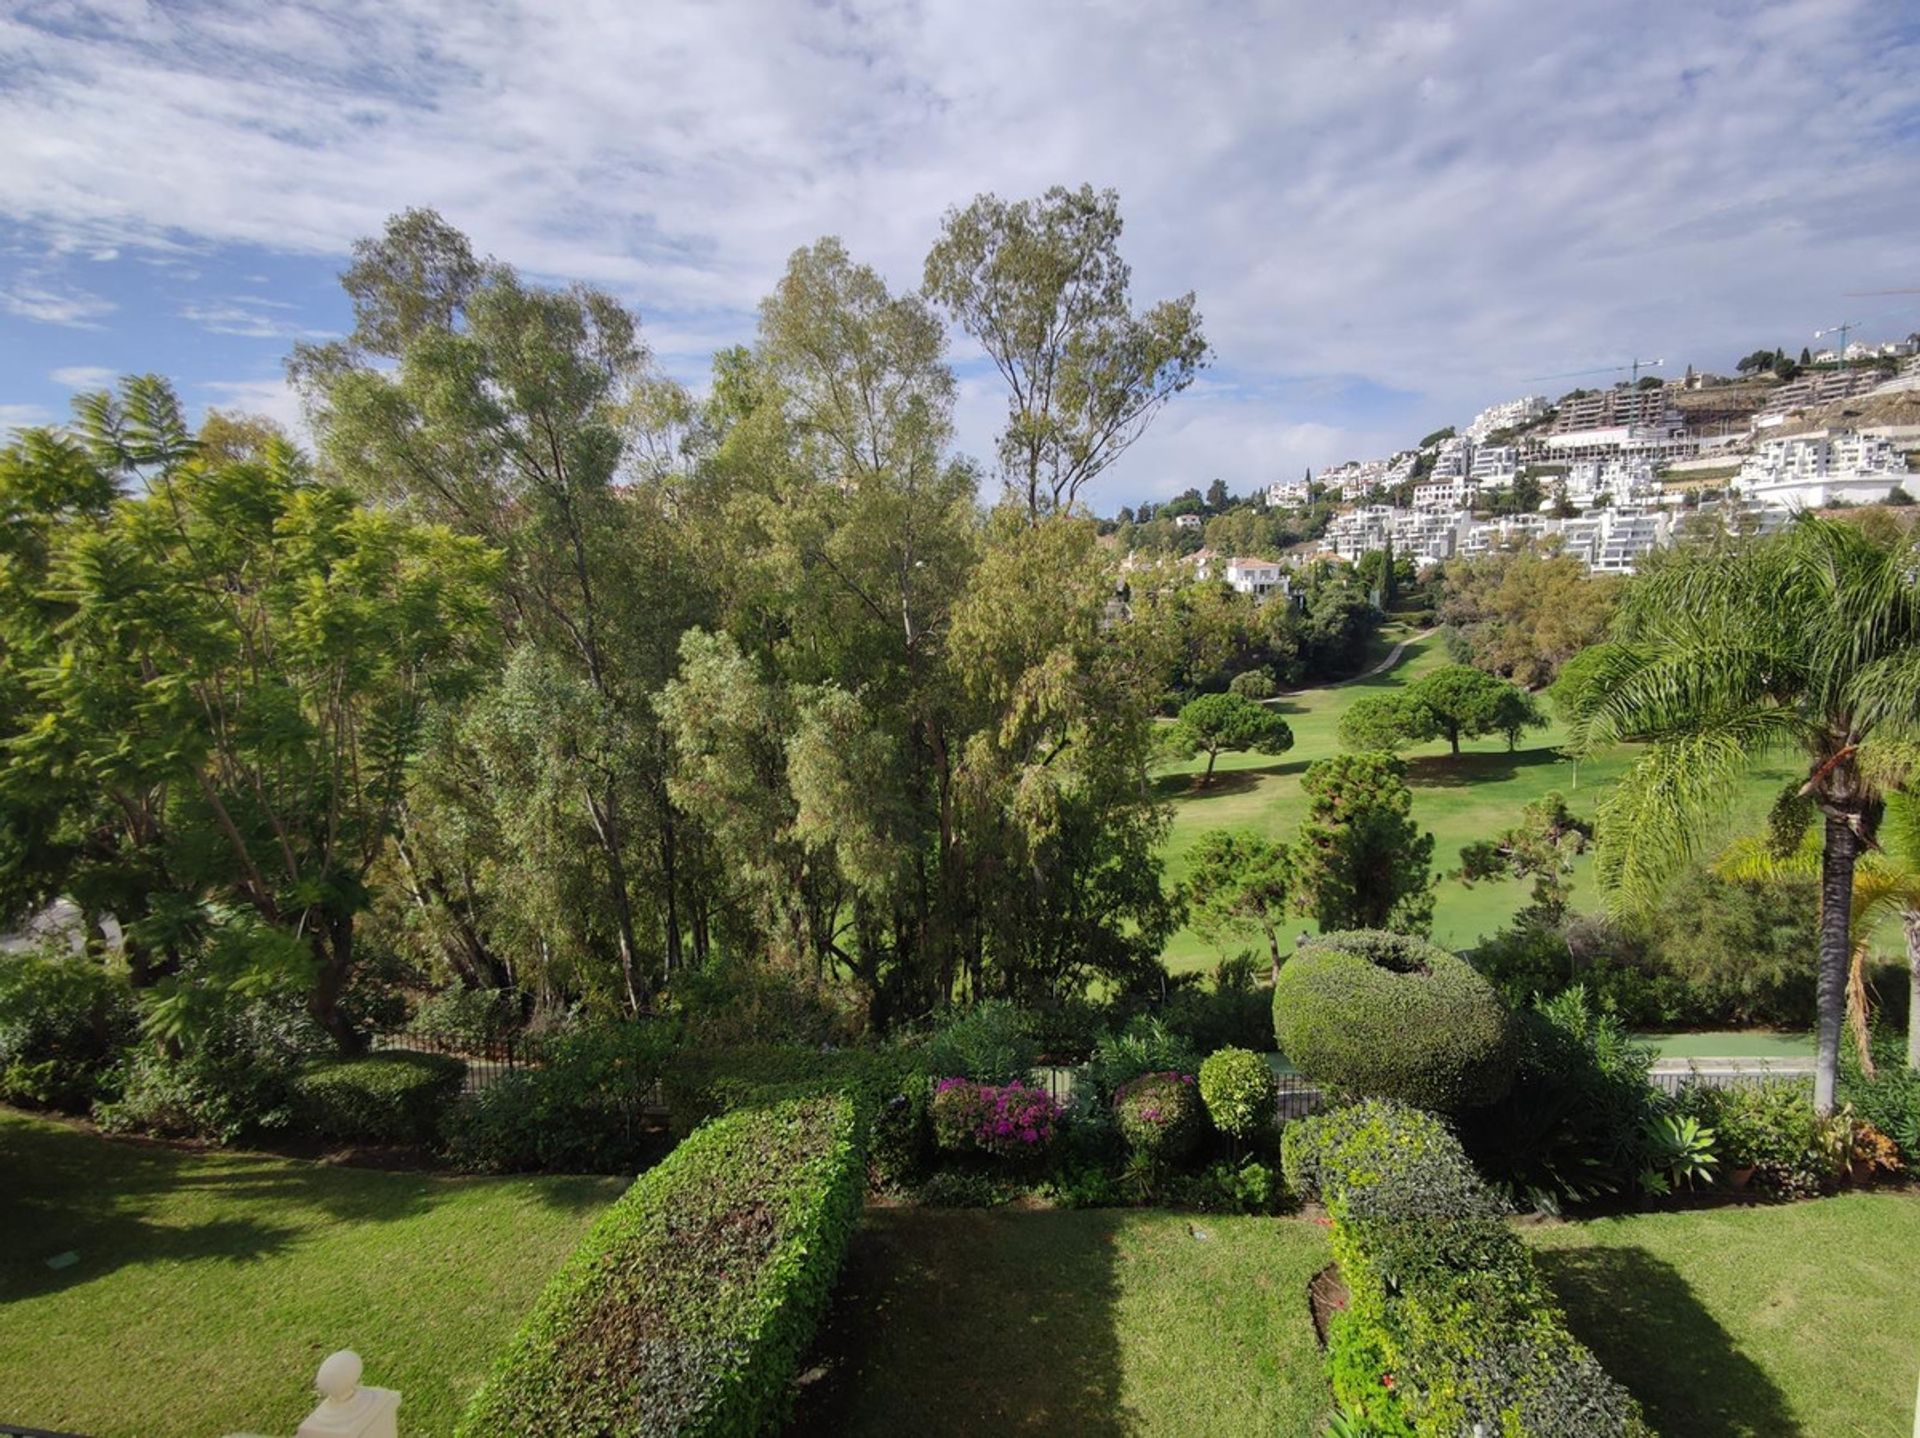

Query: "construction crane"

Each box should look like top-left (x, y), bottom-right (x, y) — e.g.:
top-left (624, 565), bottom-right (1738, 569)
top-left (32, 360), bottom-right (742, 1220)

top-left (1526, 357), bottom-right (1664, 384)
top-left (1812, 320), bottom-right (1862, 359)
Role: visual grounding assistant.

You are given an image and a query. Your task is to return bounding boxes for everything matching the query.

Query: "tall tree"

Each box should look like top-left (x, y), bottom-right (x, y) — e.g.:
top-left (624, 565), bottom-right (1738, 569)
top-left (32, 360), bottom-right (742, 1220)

top-left (1292, 752), bottom-right (1435, 934)
top-left (1567, 516), bottom-right (1920, 1112)
top-left (923, 183), bottom-right (1209, 518)
top-left (0, 383), bottom-right (499, 1049)
top-left (295, 209), bottom-right (707, 1011)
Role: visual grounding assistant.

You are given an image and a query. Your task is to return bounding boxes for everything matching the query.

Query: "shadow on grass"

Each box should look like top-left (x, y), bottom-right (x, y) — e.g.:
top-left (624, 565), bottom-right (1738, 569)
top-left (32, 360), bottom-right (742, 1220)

top-left (1533, 1244), bottom-right (1800, 1438)
top-left (790, 1208), bottom-right (1134, 1437)
top-left (1404, 746), bottom-right (1567, 788)
top-left (1150, 760), bottom-right (1307, 803)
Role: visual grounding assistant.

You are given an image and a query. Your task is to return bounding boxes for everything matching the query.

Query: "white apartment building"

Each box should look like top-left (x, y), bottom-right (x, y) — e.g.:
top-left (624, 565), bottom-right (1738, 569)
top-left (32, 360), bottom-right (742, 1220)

top-left (1565, 458), bottom-right (1658, 506)
top-left (1427, 435), bottom-right (1471, 479)
top-left (1413, 476), bottom-right (1472, 510)
top-left (1465, 395), bottom-right (1550, 442)
top-left (1334, 502), bottom-right (1679, 575)
top-left (1265, 479), bottom-right (1311, 508)
top-left (1735, 429), bottom-right (1914, 508)
top-left (1173, 512), bottom-right (1203, 530)
top-left (1469, 445), bottom-right (1518, 487)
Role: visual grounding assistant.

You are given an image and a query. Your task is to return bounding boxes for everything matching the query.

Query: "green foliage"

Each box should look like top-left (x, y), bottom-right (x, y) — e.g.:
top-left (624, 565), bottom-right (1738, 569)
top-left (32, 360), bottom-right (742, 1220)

top-left (445, 1020), bottom-right (677, 1173)
top-left (1273, 930), bottom-right (1515, 1111)
top-left (922, 999), bottom-right (1041, 1083)
top-left (94, 997), bottom-right (325, 1144)
top-left (1460, 987), bottom-right (1661, 1210)
top-left (1089, 1014), bottom-right (1200, 1098)
top-left (1284, 1100), bottom-right (1652, 1438)
top-left (923, 183), bottom-right (1208, 517)
top-left (660, 1043), bottom-right (931, 1189)
top-left (1292, 753), bottom-right (1434, 934)
top-left (1156, 955), bottom-right (1275, 1054)
top-left (1840, 1031), bottom-right (1920, 1162)
top-left (1113, 1070), bottom-right (1205, 1163)
top-left (1173, 1156), bottom-right (1285, 1214)
top-left (1675, 1080), bottom-right (1838, 1196)
top-left (1184, 830), bottom-right (1292, 975)
top-left (1340, 664), bottom-right (1544, 756)
top-left (1168, 690), bottom-right (1294, 785)
top-left (0, 952), bottom-right (139, 1111)
top-left (408, 987), bottom-right (516, 1051)
top-left (1227, 668), bottom-right (1276, 700)
top-left (457, 1096), bottom-right (863, 1438)
top-left (1198, 1046), bottom-right (1278, 1143)
top-left (288, 1051), bottom-right (465, 1146)
top-left (1438, 548), bottom-right (1621, 688)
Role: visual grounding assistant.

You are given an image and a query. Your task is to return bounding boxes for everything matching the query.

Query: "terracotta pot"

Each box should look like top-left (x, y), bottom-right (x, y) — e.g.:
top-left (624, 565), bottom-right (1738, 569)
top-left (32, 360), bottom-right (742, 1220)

top-left (1729, 1165), bottom-right (1756, 1191)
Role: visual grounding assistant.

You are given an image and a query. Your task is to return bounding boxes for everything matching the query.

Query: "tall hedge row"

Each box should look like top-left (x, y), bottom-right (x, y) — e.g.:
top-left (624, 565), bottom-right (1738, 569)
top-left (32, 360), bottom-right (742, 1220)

top-left (457, 1093), bottom-right (864, 1438)
top-left (1283, 1100), bottom-right (1654, 1437)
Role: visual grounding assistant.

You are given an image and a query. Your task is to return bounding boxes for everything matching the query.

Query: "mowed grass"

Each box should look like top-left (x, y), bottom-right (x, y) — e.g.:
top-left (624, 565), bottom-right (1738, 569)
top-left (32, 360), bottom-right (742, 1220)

top-left (1528, 1193), bottom-right (1920, 1437)
top-left (1155, 628), bottom-right (1801, 971)
top-left (791, 1207), bottom-right (1333, 1437)
top-left (0, 1108), bottom-right (624, 1438)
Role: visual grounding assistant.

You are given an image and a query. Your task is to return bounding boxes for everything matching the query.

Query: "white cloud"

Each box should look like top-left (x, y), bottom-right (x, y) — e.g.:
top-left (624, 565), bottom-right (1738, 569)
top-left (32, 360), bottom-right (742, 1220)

top-left (2, 281), bottom-right (114, 327)
top-left (0, 1), bottom-right (1916, 499)
top-left (178, 299), bottom-right (333, 340)
top-left (0, 402), bottom-right (55, 432)
top-left (50, 364), bottom-right (116, 388)
top-left (198, 377), bottom-right (310, 441)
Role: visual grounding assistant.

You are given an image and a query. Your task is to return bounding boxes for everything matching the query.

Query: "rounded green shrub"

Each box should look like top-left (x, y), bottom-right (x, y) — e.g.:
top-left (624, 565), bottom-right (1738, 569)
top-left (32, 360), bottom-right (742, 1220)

top-left (290, 1051), bottom-right (466, 1145)
top-left (1198, 1046), bottom-right (1279, 1143)
top-left (1273, 930), bottom-right (1515, 1111)
top-left (1113, 1070), bottom-right (1204, 1163)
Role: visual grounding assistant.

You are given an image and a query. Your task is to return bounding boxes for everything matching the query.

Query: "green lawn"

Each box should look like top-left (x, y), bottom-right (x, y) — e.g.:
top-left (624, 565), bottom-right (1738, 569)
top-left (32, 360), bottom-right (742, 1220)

top-left (1643, 1030), bottom-right (1814, 1061)
top-left (1529, 1193), bottom-right (1920, 1437)
top-left (1155, 629), bottom-right (1800, 971)
top-left (0, 1108), bottom-right (624, 1438)
top-left (791, 1207), bottom-right (1333, 1437)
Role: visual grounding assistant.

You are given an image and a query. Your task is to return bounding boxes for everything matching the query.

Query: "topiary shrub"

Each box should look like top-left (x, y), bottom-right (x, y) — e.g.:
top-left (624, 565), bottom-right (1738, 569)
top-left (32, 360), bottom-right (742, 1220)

top-left (1113, 1070), bottom-right (1204, 1163)
top-left (1274, 929), bottom-right (1515, 1111)
top-left (1284, 1099), bottom-right (1652, 1437)
top-left (289, 1051), bottom-right (466, 1146)
top-left (929, 1077), bottom-right (1061, 1159)
top-left (1198, 1046), bottom-right (1279, 1145)
top-left (457, 1095), bottom-right (863, 1438)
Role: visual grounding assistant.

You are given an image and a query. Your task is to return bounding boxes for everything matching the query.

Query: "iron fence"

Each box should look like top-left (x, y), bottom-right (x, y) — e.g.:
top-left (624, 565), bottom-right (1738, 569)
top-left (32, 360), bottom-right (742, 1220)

top-left (369, 1026), bottom-right (549, 1094)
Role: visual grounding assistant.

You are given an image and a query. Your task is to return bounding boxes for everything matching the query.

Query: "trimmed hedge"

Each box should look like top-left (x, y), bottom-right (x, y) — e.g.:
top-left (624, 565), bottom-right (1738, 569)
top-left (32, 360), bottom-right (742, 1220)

top-left (458, 1094), bottom-right (864, 1438)
top-left (1198, 1045), bottom-right (1279, 1144)
top-left (288, 1051), bottom-right (466, 1145)
top-left (1273, 930), bottom-right (1515, 1111)
top-left (664, 1044), bottom-right (930, 1188)
top-left (1283, 1100), bottom-right (1654, 1437)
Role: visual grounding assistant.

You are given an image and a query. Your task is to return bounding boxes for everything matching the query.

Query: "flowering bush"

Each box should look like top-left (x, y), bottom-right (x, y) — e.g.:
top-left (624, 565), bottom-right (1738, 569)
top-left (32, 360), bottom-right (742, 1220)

top-left (1113, 1070), bottom-right (1204, 1163)
top-left (930, 1077), bottom-right (1061, 1158)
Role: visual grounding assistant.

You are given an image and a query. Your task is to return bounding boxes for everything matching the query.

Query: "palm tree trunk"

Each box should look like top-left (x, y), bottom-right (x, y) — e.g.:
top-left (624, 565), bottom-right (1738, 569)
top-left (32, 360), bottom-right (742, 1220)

top-left (1905, 908), bottom-right (1920, 1072)
top-left (1814, 815), bottom-right (1859, 1115)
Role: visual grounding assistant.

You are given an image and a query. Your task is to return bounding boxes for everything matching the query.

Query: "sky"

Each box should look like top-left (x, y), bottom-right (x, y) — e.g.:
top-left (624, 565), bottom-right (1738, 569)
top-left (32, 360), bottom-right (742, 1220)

top-left (3, 0), bottom-right (1919, 510)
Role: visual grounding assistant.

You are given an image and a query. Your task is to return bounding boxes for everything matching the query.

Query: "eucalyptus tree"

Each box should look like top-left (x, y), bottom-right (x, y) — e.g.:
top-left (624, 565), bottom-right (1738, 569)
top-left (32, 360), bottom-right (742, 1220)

top-left (923, 183), bottom-right (1209, 518)
top-left (1568, 516), bottom-right (1920, 1111)
top-left (295, 210), bottom-right (709, 1010)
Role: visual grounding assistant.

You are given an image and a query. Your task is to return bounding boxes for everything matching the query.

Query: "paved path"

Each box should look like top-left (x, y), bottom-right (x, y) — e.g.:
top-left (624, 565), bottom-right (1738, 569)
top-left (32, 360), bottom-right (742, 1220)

top-left (1327, 628), bottom-right (1433, 688)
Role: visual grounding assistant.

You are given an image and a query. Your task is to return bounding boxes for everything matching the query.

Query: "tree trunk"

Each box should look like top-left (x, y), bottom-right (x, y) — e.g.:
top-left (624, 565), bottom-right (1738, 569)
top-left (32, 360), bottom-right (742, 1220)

top-left (1905, 907), bottom-right (1920, 1072)
top-left (308, 913), bottom-right (366, 1056)
top-left (1202, 749), bottom-right (1219, 787)
top-left (1263, 924), bottom-right (1283, 986)
top-left (1813, 814), bottom-right (1859, 1115)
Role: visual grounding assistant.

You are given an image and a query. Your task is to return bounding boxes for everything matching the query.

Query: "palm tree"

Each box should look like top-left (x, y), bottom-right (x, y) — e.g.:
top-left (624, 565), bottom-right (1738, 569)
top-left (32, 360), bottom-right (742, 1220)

top-left (1568, 516), bottom-right (1920, 1113)
top-left (1717, 788), bottom-right (1920, 1072)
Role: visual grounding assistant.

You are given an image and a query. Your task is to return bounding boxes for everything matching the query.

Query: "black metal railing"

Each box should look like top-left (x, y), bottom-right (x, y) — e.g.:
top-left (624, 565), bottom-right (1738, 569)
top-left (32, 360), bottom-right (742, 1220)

top-left (1, 1423), bottom-right (95, 1437)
